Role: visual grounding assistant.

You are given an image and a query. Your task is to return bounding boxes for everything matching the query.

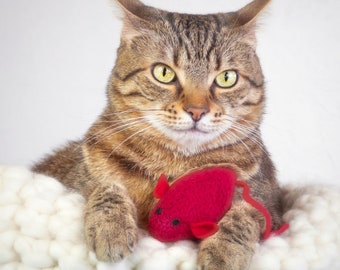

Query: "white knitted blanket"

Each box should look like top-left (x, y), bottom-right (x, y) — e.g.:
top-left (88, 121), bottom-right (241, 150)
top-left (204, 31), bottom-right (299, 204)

top-left (1, 166), bottom-right (339, 270)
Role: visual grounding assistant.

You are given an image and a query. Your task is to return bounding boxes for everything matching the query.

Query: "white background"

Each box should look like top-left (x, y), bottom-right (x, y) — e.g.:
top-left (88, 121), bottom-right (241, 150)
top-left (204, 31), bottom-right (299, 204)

top-left (1, 0), bottom-right (339, 186)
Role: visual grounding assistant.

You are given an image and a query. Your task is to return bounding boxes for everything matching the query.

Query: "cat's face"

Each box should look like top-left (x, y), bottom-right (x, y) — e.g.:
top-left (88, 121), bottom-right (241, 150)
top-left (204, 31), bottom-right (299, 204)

top-left (108, 0), bottom-right (268, 156)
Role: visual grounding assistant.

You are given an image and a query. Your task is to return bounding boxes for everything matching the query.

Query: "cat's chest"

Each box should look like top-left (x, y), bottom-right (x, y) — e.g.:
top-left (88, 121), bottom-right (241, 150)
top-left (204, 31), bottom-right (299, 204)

top-left (128, 145), bottom-right (257, 183)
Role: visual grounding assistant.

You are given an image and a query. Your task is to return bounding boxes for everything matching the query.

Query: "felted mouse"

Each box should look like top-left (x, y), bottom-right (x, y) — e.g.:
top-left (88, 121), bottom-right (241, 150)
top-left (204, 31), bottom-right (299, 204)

top-left (148, 166), bottom-right (289, 242)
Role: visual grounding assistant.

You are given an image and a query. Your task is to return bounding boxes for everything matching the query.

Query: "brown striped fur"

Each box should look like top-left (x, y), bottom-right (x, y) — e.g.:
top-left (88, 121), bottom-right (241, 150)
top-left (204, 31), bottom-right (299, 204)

top-left (33, 0), bottom-right (284, 268)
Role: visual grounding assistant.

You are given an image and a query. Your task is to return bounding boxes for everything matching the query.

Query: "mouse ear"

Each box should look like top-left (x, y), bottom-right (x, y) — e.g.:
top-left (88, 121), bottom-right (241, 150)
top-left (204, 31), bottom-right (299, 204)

top-left (153, 174), bottom-right (170, 199)
top-left (190, 222), bottom-right (219, 239)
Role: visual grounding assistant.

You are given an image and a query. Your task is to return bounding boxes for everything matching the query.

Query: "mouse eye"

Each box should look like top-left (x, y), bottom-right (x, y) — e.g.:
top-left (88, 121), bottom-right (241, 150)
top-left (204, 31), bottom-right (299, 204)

top-left (172, 219), bottom-right (180, 226)
top-left (155, 207), bottom-right (162, 215)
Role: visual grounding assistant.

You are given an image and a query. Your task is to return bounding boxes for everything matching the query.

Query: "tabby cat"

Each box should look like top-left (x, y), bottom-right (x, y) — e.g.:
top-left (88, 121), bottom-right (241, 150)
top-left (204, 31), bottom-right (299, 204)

top-left (33, 0), bottom-right (284, 269)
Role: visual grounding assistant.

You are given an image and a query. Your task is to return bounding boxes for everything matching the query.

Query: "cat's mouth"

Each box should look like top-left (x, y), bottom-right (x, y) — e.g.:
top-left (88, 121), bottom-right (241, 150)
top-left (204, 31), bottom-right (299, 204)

top-left (188, 120), bottom-right (215, 134)
top-left (171, 123), bottom-right (210, 134)
top-left (168, 119), bottom-right (219, 135)
top-left (187, 126), bottom-right (209, 134)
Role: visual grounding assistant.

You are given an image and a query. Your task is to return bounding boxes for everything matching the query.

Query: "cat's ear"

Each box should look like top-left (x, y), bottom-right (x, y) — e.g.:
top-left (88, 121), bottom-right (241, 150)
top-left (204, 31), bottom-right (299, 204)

top-left (229, 0), bottom-right (271, 46)
top-left (114, 0), bottom-right (161, 40)
top-left (233, 0), bottom-right (271, 27)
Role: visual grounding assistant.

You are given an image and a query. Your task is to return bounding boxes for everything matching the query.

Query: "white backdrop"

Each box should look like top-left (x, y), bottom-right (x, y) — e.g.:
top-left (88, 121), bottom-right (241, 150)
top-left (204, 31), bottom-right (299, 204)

top-left (1, 0), bottom-right (339, 186)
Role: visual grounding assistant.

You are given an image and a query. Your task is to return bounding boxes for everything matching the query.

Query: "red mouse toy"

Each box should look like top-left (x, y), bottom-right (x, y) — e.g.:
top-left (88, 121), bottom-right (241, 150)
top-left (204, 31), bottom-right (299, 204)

top-left (148, 167), bottom-right (289, 242)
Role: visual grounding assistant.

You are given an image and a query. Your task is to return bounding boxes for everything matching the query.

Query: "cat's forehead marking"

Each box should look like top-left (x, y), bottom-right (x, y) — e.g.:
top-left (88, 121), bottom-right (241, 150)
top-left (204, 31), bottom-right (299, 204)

top-left (163, 13), bottom-right (228, 81)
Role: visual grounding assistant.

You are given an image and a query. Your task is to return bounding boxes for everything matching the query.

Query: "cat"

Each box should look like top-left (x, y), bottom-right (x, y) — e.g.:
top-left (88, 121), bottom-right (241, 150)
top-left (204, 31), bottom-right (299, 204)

top-left (32, 0), bottom-right (285, 269)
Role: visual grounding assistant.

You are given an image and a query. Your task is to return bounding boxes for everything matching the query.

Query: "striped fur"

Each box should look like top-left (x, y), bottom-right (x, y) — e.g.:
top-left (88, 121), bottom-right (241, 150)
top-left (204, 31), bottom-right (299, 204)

top-left (33, 0), bottom-right (283, 269)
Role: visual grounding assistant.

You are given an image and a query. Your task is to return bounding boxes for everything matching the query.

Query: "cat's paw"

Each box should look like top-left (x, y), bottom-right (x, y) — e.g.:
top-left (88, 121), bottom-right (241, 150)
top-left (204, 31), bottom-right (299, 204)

top-left (84, 209), bottom-right (138, 262)
top-left (197, 234), bottom-right (253, 270)
top-left (84, 188), bottom-right (138, 262)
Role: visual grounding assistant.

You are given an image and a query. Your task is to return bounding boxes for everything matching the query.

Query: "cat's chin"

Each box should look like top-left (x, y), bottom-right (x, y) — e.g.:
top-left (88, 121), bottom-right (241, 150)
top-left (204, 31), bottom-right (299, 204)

top-left (145, 115), bottom-right (232, 156)
top-left (160, 128), bottom-right (224, 156)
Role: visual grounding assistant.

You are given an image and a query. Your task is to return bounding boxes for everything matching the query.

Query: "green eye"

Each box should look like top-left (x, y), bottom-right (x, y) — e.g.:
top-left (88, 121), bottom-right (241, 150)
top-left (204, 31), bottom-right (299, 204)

top-left (152, 64), bottom-right (176, 84)
top-left (215, 70), bottom-right (238, 88)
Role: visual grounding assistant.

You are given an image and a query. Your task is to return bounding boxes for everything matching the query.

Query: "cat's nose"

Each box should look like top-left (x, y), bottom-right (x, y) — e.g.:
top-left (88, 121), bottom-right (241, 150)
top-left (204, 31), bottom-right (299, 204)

top-left (184, 106), bottom-right (209, 122)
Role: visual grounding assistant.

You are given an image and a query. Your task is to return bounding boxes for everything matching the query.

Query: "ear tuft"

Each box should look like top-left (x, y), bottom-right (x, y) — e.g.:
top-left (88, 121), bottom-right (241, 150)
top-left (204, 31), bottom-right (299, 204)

top-left (113, 0), bottom-right (162, 40)
top-left (114, 0), bottom-right (163, 23)
top-left (234, 0), bottom-right (271, 27)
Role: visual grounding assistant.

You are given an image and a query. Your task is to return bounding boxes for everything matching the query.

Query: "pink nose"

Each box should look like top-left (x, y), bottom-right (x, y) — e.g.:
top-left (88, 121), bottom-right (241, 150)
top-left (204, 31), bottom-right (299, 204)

top-left (185, 106), bottom-right (209, 121)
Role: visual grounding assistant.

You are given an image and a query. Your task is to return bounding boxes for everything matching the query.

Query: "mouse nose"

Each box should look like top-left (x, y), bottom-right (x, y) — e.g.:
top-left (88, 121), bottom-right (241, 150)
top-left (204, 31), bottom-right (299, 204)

top-left (184, 106), bottom-right (209, 122)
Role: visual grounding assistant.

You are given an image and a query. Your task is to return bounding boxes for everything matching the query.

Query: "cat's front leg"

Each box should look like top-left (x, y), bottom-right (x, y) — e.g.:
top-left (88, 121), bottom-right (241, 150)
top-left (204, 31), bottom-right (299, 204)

top-left (197, 202), bottom-right (263, 270)
top-left (84, 183), bottom-right (138, 262)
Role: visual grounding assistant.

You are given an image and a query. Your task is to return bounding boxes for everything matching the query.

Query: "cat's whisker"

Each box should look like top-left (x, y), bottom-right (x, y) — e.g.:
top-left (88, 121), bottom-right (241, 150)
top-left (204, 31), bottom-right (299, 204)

top-left (83, 120), bottom-right (135, 144)
top-left (96, 120), bottom-right (146, 141)
top-left (218, 121), bottom-right (270, 175)
top-left (82, 117), bottom-right (149, 149)
top-left (95, 116), bottom-right (148, 125)
top-left (229, 124), bottom-right (266, 153)
top-left (101, 108), bottom-right (164, 118)
top-left (100, 109), bottom-right (142, 117)
top-left (229, 122), bottom-right (263, 145)
top-left (107, 125), bottom-right (155, 159)
top-left (216, 115), bottom-right (266, 154)
top-left (222, 114), bottom-right (261, 128)
top-left (219, 129), bottom-right (265, 182)
top-left (222, 116), bottom-right (264, 146)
